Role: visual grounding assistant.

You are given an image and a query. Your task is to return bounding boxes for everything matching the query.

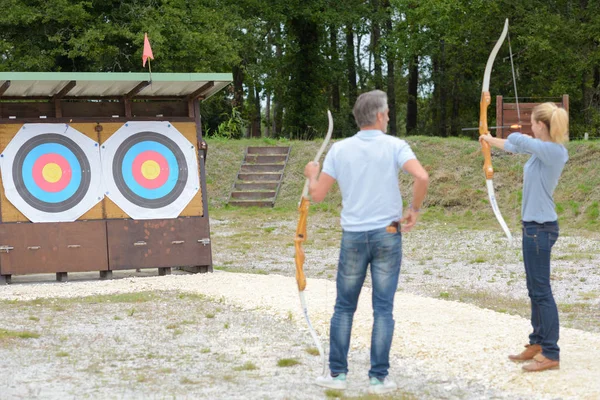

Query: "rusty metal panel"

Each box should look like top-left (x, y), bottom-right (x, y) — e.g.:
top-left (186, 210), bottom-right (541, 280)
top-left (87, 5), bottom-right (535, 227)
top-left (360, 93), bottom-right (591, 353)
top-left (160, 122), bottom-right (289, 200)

top-left (0, 221), bottom-right (109, 274)
top-left (106, 217), bottom-right (211, 270)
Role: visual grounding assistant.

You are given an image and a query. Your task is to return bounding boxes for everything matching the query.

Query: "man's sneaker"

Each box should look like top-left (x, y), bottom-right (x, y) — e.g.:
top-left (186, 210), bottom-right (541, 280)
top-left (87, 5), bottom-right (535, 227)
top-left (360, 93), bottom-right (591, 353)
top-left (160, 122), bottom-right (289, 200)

top-left (315, 373), bottom-right (347, 390)
top-left (368, 377), bottom-right (397, 394)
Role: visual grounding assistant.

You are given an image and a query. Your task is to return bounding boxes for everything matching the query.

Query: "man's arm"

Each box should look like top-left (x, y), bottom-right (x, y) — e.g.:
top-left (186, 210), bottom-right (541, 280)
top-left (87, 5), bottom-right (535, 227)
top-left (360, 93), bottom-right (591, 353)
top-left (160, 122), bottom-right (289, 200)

top-left (304, 161), bottom-right (336, 203)
top-left (400, 159), bottom-right (429, 232)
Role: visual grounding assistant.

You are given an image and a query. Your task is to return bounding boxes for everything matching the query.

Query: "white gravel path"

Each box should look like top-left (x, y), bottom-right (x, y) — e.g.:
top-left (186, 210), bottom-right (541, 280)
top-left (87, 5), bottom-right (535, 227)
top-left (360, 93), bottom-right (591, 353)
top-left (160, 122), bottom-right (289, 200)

top-left (2, 271), bottom-right (599, 399)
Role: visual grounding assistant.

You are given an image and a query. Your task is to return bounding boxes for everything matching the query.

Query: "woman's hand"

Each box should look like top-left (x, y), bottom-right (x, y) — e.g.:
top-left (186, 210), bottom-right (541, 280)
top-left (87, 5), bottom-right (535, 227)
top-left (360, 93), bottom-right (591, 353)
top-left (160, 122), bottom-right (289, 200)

top-left (479, 133), bottom-right (493, 144)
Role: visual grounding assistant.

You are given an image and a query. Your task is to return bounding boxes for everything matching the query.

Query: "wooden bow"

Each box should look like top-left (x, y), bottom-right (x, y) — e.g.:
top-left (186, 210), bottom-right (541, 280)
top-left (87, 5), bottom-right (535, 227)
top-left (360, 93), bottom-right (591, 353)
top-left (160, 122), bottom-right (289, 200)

top-left (479, 19), bottom-right (513, 242)
top-left (294, 110), bottom-right (333, 376)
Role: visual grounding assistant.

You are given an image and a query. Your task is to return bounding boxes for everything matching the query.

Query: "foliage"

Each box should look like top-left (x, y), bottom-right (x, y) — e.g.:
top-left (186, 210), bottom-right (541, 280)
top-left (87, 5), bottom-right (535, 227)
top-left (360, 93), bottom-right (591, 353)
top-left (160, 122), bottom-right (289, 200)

top-left (2, 1), bottom-right (600, 137)
top-left (207, 107), bottom-right (247, 139)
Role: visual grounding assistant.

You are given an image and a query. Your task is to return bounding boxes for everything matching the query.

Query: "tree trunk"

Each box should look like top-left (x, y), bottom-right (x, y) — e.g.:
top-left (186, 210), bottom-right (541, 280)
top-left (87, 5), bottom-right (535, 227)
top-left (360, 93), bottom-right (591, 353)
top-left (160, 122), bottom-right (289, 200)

top-left (383, 0), bottom-right (397, 136)
top-left (330, 25), bottom-right (340, 114)
top-left (346, 24), bottom-right (358, 128)
top-left (247, 83), bottom-right (261, 138)
top-left (371, 0), bottom-right (383, 90)
top-left (406, 55), bottom-right (418, 135)
top-left (439, 40), bottom-right (447, 137)
top-left (450, 79), bottom-right (460, 136)
top-left (273, 25), bottom-right (284, 137)
top-left (232, 64), bottom-right (244, 111)
top-left (265, 92), bottom-right (271, 137)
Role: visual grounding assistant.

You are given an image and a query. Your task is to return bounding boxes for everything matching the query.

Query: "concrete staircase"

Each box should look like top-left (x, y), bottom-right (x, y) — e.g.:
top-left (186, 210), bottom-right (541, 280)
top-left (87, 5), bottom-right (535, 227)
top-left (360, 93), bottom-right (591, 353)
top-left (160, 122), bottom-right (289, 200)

top-left (228, 146), bottom-right (291, 207)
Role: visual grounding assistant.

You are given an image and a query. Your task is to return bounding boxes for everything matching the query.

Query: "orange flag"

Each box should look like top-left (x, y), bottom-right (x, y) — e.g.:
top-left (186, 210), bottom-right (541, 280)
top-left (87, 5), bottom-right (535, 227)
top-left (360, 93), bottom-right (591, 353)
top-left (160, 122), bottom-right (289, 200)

top-left (142, 33), bottom-right (154, 67)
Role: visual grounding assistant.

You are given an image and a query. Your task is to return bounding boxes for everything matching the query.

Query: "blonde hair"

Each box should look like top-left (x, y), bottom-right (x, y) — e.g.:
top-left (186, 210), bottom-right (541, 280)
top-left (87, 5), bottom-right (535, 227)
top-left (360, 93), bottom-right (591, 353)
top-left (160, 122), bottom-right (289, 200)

top-left (532, 102), bottom-right (569, 144)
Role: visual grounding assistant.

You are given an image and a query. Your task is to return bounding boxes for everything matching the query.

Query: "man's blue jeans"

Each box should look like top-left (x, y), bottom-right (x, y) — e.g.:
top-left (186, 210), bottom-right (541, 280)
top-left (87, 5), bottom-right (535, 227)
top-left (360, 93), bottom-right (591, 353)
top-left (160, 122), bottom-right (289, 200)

top-left (522, 221), bottom-right (560, 361)
top-left (329, 227), bottom-right (401, 379)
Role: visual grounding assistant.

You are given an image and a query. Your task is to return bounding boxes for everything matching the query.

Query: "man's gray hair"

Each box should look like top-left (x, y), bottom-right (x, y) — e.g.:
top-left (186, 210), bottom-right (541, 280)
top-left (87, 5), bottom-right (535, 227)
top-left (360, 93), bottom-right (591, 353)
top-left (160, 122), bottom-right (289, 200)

top-left (353, 90), bottom-right (388, 128)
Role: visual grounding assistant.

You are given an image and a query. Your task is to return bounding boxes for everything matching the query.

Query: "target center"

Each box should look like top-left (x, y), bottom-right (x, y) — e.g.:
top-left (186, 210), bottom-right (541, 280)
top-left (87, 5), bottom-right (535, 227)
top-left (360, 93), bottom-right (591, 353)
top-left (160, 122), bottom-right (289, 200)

top-left (42, 163), bottom-right (63, 183)
top-left (141, 160), bottom-right (161, 180)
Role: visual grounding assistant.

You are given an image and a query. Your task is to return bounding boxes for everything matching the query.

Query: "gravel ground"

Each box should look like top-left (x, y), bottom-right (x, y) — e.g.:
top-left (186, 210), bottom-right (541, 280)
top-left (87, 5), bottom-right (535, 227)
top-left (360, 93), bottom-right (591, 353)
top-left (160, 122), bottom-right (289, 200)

top-left (0, 215), bottom-right (599, 400)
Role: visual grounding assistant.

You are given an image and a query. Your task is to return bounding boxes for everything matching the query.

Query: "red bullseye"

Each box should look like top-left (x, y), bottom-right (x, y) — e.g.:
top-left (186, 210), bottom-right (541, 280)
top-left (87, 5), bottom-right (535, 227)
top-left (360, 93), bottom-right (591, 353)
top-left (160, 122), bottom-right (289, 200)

top-left (32, 153), bottom-right (72, 192)
top-left (132, 150), bottom-right (169, 189)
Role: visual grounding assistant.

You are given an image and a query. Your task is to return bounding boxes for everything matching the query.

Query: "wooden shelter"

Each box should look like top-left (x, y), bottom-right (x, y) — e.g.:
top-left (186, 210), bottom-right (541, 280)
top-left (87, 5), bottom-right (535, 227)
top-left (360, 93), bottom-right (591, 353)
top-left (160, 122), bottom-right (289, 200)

top-left (0, 72), bottom-right (232, 284)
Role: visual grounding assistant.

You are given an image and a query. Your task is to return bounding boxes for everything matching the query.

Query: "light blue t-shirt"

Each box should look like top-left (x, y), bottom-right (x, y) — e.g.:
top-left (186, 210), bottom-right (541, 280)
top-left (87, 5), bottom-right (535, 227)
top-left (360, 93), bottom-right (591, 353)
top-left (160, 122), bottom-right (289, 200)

top-left (321, 130), bottom-right (416, 231)
top-left (504, 133), bottom-right (568, 223)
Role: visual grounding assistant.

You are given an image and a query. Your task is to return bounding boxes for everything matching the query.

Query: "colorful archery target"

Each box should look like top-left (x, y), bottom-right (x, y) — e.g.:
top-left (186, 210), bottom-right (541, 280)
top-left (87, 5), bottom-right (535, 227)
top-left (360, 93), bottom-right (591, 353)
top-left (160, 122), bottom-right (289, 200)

top-left (101, 121), bottom-right (199, 220)
top-left (0, 124), bottom-right (104, 222)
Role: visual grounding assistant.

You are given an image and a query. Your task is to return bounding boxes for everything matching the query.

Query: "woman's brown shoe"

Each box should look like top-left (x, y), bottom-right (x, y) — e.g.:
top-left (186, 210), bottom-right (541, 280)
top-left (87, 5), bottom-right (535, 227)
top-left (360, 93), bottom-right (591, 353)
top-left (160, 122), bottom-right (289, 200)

top-left (522, 353), bottom-right (560, 372)
top-left (508, 344), bottom-right (542, 362)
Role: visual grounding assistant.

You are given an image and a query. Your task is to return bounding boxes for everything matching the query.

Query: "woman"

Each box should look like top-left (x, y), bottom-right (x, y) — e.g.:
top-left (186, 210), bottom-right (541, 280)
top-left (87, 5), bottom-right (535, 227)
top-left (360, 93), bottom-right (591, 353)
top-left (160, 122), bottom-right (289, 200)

top-left (480, 102), bottom-right (568, 372)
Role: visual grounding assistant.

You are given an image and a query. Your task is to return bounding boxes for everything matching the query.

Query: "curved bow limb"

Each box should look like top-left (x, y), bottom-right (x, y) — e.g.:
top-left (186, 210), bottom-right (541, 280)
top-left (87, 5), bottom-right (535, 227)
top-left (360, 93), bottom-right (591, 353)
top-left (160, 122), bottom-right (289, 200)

top-left (479, 19), bottom-right (513, 243)
top-left (294, 110), bottom-right (333, 377)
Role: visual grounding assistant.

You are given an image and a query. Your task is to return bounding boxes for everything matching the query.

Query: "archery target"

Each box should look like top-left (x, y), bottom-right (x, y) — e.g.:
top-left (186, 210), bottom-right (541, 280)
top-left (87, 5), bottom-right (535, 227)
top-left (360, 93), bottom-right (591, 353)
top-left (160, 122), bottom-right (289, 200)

top-left (0, 124), bottom-right (104, 222)
top-left (101, 121), bottom-right (199, 220)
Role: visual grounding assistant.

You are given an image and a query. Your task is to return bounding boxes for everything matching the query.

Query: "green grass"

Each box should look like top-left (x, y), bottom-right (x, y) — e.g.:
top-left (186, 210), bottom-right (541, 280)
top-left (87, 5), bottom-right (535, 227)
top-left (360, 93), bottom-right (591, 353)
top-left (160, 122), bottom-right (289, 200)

top-left (0, 329), bottom-right (40, 340)
top-left (277, 358), bottom-right (300, 367)
top-left (1, 292), bottom-right (158, 308)
top-left (233, 361), bottom-right (258, 371)
top-left (436, 289), bottom-right (600, 332)
top-left (305, 347), bottom-right (320, 356)
top-left (205, 137), bottom-right (600, 232)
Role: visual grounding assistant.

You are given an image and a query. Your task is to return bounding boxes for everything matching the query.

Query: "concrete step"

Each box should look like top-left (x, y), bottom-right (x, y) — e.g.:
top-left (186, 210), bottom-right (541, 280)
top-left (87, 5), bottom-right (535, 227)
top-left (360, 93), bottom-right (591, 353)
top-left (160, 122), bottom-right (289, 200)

top-left (229, 200), bottom-right (274, 207)
top-left (230, 191), bottom-right (276, 200)
top-left (238, 173), bottom-right (282, 182)
top-left (234, 182), bottom-right (278, 191)
top-left (245, 154), bottom-right (287, 164)
top-left (240, 164), bottom-right (285, 173)
top-left (247, 146), bottom-right (289, 155)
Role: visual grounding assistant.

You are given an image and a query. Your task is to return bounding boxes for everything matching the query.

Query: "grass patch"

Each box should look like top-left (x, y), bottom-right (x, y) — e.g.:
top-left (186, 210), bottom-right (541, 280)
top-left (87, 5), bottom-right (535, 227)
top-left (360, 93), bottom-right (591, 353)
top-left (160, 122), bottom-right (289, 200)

top-left (158, 368), bottom-right (174, 374)
top-left (277, 358), bottom-right (300, 367)
top-left (305, 347), bottom-right (320, 356)
top-left (0, 329), bottom-right (40, 340)
top-left (233, 361), bottom-right (258, 371)
top-left (56, 351), bottom-right (69, 357)
top-left (214, 266), bottom-right (269, 275)
top-left (325, 389), bottom-right (344, 398)
top-left (180, 377), bottom-right (200, 385)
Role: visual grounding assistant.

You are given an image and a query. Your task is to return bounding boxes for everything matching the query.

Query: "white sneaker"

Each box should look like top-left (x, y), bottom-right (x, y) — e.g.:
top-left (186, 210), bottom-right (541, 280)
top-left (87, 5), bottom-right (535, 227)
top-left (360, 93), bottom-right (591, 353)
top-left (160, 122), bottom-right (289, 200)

top-left (368, 377), bottom-right (397, 394)
top-left (315, 373), bottom-right (347, 390)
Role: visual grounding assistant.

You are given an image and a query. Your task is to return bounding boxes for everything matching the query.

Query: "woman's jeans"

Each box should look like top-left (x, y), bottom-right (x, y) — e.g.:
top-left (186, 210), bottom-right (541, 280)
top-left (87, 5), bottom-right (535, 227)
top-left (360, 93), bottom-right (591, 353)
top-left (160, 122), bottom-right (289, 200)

top-left (329, 227), bottom-right (401, 379)
top-left (522, 220), bottom-right (560, 361)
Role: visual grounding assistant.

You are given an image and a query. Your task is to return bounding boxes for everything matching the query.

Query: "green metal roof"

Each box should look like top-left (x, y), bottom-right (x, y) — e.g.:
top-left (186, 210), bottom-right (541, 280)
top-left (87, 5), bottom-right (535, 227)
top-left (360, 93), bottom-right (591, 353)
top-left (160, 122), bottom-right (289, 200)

top-left (0, 72), bottom-right (232, 100)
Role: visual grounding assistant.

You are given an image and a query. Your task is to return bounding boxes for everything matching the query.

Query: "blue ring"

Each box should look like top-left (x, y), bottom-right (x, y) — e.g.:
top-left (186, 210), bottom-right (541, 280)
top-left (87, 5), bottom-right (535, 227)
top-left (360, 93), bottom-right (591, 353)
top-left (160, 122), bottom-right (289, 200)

top-left (21, 143), bottom-right (82, 203)
top-left (121, 141), bottom-right (179, 200)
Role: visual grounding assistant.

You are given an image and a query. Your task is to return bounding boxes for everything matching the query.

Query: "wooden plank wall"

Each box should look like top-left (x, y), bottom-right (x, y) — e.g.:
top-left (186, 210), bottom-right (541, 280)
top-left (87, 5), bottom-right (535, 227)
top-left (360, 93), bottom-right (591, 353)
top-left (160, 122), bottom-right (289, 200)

top-left (496, 95), bottom-right (569, 139)
top-left (0, 121), bottom-right (203, 222)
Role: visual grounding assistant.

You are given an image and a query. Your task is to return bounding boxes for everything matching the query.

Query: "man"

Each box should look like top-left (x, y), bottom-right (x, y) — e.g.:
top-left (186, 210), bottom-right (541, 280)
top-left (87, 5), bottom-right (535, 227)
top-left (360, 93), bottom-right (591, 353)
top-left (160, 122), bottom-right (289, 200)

top-left (305, 90), bottom-right (429, 394)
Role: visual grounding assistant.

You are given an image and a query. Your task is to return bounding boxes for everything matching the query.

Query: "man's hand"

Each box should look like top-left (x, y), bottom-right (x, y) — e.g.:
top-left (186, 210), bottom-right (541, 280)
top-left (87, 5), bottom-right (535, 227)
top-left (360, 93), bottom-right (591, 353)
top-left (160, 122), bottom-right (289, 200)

top-left (304, 161), bottom-right (320, 180)
top-left (400, 209), bottom-right (419, 232)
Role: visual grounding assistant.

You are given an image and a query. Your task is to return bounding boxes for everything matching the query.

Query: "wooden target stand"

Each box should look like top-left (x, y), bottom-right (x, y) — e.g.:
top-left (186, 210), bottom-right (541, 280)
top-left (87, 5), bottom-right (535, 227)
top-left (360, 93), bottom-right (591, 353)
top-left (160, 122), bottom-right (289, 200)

top-left (0, 72), bottom-right (232, 284)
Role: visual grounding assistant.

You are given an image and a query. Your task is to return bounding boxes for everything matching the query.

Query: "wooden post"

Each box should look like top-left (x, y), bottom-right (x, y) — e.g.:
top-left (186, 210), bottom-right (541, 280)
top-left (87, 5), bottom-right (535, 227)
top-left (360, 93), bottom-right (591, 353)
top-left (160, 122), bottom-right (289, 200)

top-left (496, 95), bottom-right (504, 138)
top-left (562, 94), bottom-right (569, 113)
